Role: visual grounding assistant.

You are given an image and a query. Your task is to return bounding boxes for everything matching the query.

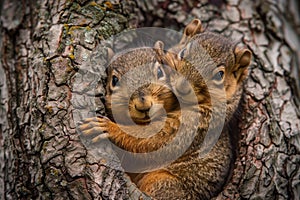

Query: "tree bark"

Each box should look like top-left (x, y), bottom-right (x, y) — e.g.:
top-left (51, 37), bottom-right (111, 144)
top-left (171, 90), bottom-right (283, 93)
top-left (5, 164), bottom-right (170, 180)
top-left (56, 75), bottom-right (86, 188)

top-left (0, 0), bottom-right (147, 199)
top-left (0, 0), bottom-right (299, 200)
top-left (133, 0), bottom-right (300, 199)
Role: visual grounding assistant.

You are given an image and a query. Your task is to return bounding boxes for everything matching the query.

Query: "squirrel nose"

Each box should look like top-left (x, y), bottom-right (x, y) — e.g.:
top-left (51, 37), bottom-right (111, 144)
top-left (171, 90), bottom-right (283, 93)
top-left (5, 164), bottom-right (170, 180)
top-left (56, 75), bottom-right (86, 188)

top-left (175, 78), bottom-right (192, 96)
top-left (134, 94), bottom-right (153, 112)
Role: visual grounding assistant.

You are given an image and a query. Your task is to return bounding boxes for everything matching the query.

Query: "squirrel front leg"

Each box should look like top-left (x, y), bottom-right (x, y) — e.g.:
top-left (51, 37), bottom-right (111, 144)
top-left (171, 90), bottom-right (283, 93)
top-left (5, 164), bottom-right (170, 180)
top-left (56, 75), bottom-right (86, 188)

top-left (78, 116), bottom-right (179, 153)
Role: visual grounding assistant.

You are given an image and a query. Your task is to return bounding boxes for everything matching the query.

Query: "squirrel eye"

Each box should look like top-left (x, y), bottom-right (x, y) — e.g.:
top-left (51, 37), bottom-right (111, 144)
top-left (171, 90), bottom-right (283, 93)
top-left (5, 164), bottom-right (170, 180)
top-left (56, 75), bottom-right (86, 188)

top-left (157, 66), bottom-right (164, 79)
top-left (212, 71), bottom-right (224, 82)
top-left (178, 42), bottom-right (192, 60)
top-left (178, 48), bottom-right (186, 60)
top-left (111, 75), bottom-right (119, 87)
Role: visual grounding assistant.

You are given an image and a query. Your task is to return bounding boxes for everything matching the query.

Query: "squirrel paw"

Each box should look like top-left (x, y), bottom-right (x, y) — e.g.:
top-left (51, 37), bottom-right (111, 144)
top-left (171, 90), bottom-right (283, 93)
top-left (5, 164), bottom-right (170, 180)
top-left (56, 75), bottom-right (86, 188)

top-left (78, 116), bottom-right (112, 143)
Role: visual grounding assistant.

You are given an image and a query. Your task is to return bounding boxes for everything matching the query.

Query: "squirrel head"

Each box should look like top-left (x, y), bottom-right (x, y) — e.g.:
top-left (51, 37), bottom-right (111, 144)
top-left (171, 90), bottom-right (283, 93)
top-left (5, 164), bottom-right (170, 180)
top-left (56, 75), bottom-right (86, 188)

top-left (155, 32), bottom-right (252, 120)
top-left (106, 47), bottom-right (179, 125)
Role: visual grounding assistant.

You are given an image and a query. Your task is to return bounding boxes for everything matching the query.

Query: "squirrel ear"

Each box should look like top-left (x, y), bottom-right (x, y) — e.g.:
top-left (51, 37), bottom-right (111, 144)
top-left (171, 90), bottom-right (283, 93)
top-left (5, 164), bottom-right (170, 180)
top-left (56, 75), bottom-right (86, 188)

top-left (154, 40), bottom-right (165, 62)
top-left (107, 47), bottom-right (114, 61)
top-left (179, 19), bottom-right (203, 45)
top-left (235, 47), bottom-right (252, 68)
top-left (233, 47), bottom-right (252, 82)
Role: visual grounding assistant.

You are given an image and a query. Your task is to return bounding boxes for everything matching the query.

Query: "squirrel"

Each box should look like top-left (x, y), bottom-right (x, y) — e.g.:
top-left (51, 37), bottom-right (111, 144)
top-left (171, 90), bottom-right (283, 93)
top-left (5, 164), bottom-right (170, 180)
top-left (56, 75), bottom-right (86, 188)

top-left (78, 19), bottom-right (252, 199)
top-left (152, 25), bottom-right (252, 199)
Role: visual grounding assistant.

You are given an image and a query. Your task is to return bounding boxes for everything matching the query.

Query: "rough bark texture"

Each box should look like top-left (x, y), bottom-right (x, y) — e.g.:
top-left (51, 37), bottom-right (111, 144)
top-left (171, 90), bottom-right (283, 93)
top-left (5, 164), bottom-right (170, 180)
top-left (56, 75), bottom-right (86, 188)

top-left (0, 0), bottom-right (299, 200)
top-left (0, 0), bottom-right (147, 199)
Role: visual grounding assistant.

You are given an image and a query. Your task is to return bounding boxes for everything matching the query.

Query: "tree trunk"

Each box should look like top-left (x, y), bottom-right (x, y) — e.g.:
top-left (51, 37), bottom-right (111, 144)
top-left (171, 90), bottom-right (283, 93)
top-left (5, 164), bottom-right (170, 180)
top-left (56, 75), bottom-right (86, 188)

top-left (0, 0), bottom-right (299, 200)
top-left (0, 0), bottom-right (147, 199)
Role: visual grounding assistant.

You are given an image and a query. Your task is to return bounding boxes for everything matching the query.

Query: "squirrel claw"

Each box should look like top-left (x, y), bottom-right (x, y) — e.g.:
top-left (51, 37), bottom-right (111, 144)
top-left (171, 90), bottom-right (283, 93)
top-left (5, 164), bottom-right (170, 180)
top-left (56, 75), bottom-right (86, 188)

top-left (78, 116), bottom-right (111, 137)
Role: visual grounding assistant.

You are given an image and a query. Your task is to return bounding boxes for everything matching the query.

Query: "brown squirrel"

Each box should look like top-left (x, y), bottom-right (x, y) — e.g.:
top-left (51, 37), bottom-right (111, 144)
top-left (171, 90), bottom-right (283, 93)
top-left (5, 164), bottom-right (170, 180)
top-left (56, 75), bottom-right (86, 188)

top-left (78, 19), bottom-right (252, 199)
top-left (152, 25), bottom-right (252, 199)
